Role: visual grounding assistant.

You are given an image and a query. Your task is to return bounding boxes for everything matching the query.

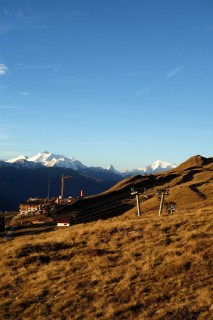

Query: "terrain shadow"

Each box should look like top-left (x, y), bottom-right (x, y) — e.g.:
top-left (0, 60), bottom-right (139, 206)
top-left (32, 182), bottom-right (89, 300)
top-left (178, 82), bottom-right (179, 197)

top-left (71, 203), bottom-right (134, 225)
top-left (2, 223), bottom-right (56, 239)
top-left (189, 183), bottom-right (207, 200)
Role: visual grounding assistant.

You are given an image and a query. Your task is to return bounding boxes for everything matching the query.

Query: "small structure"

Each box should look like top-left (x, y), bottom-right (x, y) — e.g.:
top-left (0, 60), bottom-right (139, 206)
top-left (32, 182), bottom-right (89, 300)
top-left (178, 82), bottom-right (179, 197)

top-left (55, 218), bottom-right (72, 227)
top-left (19, 201), bottom-right (40, 215)
top-left (57, 222), bottom-right (70, 227)
top-left (55, 196), bottom-right (73, 205)
top-left (67, 196), bottom-right (73, 203)
top-left (19, 198), bottom-right (46, 215)
top-left (77, 190), bottom-right (84, 199)
top-left (168, 203), bottom-right (176, 214)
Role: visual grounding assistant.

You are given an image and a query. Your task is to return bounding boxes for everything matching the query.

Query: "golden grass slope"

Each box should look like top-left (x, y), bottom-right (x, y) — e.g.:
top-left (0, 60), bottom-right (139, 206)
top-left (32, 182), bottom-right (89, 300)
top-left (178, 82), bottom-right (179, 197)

top-left (0, 207), bottom-right (212, 320)
top-left (58, 155), bottom-right (213, 224)
top-left (0, 155), bottom-right (212, 320)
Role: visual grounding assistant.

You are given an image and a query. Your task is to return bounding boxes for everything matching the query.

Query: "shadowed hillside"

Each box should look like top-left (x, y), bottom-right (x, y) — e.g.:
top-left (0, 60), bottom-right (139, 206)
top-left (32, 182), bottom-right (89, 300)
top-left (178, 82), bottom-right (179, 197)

top-left (0, 155), bottom-right (212, 320)
top-left (0, 166), bottom-right (122, 211)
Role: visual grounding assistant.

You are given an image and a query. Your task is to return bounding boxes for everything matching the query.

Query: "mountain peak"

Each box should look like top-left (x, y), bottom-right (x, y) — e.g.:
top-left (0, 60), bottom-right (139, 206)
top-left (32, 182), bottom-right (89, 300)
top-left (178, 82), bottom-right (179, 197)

top-left (150, 160), bottom-right (176, 170)
top-left (107, 164), bottom-right (121, 175)
top-left (176, 155), bottom-right (213, 171)
top-left (136, 160), bottom-right (176, 174)
top-left (6, 151), bottom-right (177, 175)
top-left (6, 155), bottom-right (28, 163)
top-left (7, 151), bottom-right (86, 170)
top-left (107, 164), bottom-right (115, 170)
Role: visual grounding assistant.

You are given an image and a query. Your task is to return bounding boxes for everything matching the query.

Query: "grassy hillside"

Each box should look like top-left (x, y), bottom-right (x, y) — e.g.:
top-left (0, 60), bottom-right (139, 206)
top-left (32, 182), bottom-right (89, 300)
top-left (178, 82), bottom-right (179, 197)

top-left (0, 156), bottom-right (212, 320)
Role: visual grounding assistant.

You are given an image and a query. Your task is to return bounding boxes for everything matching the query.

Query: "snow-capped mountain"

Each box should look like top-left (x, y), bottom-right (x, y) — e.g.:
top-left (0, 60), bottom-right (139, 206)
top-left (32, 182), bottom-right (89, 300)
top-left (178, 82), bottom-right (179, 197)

top-left (6, 151), bottom-right (177, 175)
top-left (6, 155), bottom-right (44, 168)
top-left (107, 164), bottom-right (122, 175)
top-left (133, 160), bottom-right (176, 174)
top-left (7, 155), bottom-right (29, 163)
top-left (122, 160), bottom-right (176, 177)
top-left (7, 151), bottom-right (86, 170)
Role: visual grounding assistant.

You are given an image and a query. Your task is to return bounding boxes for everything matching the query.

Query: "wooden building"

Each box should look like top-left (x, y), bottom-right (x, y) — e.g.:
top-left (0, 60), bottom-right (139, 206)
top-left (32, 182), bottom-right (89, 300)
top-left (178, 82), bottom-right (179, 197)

top-left (19, 199), bottom-right (43, 215)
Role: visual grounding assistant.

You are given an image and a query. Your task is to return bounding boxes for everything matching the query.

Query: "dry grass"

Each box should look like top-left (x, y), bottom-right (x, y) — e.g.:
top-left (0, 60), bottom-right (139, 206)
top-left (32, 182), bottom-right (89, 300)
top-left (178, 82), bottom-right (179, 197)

top-left (0, 159), bottom-right (212, 319)
top-left (0, 205), bottom-right (212, 320)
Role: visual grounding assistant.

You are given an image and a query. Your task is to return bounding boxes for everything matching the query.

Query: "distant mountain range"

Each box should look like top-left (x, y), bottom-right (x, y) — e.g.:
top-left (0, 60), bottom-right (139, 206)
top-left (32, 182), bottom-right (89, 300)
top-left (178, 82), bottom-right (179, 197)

top-left (5, 151), bottom-right (177, 176)
top-left (0, 151), bottom-right (177, 211)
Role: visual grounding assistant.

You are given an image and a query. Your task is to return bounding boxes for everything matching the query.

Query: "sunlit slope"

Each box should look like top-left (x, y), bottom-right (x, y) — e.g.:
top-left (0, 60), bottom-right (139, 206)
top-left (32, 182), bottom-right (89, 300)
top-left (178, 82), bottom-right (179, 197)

top-left (0, 155), bottom-right (212, 320)
top-left (58, 155), bottom-right (213, 224)
top-left (0, 205), bottom-right (212, 319)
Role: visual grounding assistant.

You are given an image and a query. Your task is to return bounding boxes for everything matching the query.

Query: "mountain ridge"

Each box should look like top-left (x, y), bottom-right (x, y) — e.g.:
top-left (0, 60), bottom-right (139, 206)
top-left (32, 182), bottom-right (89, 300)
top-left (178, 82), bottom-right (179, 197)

top-left (0, 154), bottom-right (212, 212)
top-left (6, 151), bottom-right (177, 175)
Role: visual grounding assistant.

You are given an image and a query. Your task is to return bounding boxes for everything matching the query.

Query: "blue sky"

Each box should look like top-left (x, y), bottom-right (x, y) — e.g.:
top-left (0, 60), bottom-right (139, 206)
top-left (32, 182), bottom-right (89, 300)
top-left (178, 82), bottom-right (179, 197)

top-left (0, 0), bottom-right (212, 170)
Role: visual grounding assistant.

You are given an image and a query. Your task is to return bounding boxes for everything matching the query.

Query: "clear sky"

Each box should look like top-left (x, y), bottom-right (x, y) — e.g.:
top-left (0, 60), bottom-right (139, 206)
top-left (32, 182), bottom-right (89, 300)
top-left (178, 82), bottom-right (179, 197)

top-left (0, 0), bottom-right (212, 170)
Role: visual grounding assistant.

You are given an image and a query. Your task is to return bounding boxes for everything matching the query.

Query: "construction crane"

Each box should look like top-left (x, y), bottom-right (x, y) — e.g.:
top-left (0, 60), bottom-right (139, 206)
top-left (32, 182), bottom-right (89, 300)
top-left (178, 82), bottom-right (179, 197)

top-left (61, 174), bottom-right (73, 200)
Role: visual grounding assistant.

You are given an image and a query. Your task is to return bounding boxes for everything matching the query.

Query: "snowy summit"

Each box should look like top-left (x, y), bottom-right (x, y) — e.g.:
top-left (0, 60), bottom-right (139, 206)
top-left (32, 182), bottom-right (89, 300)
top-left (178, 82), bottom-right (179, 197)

top-left (7, 151), bottom-right (86, 170)
top-left (6, 151), bottom-right (177, 175)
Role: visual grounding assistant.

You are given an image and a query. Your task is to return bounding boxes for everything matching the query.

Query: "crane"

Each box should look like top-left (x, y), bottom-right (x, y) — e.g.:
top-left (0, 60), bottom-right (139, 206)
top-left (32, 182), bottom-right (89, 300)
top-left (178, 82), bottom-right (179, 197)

top-left (61, 174), bottom-right (73, 200)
